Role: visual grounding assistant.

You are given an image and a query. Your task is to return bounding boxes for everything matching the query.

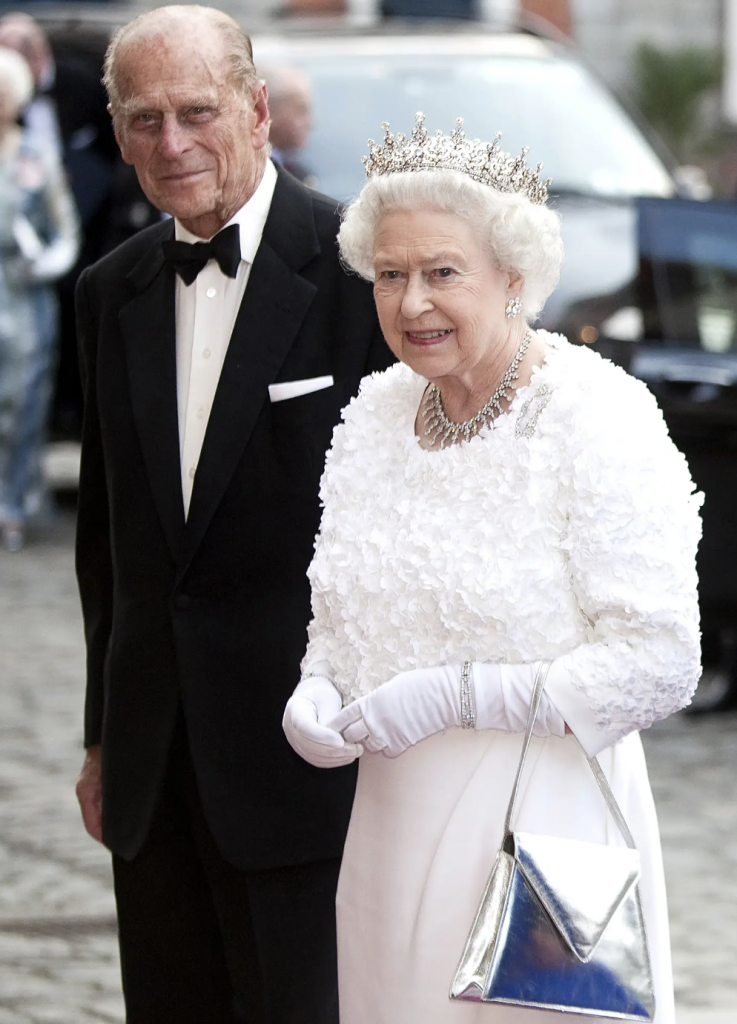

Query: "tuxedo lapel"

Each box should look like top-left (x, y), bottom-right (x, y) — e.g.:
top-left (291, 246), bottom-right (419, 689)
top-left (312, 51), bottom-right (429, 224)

top-left (120, 226), bottom-right (185, 563)
top-left (180, 171), bottom-right (320, 570)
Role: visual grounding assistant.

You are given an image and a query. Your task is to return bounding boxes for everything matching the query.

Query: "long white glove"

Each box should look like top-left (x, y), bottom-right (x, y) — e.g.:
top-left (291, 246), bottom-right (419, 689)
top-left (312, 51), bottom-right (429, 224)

top-left (328, 663), bottom-right (565, 759)
top-left (283, 675), bottom-right (363, 768)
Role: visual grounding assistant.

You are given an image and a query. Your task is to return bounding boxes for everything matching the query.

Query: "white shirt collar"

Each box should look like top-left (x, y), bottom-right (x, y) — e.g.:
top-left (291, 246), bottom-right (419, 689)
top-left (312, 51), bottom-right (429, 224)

top-left (174, 158), bottom-right (278, 263)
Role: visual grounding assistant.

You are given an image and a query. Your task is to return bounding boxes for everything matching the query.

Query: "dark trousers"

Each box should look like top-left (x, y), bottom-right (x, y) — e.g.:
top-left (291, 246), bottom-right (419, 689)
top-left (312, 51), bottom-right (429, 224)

top-left (112, 722), bottom-right (342, 1024)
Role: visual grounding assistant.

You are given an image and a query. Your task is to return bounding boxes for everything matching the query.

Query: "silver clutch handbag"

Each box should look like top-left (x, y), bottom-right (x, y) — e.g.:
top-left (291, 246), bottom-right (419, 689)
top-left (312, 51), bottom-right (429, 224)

top-left (450, 663), bottom-right (656, 1020)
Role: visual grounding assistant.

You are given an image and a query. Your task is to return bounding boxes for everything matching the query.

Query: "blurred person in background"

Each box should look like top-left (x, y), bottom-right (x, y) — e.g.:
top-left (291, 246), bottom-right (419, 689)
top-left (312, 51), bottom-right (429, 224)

top-left (0, 11), bottom-right (118, 439)
top-left (0, 46), bottom-right (79, 551)
top-left (262, 65), bottom-right (315, 186)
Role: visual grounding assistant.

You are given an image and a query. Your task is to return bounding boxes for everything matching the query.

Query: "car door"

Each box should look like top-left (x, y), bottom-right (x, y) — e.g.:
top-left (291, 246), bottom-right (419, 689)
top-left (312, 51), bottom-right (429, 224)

top-left (631, 197), bottom-right (737, 627)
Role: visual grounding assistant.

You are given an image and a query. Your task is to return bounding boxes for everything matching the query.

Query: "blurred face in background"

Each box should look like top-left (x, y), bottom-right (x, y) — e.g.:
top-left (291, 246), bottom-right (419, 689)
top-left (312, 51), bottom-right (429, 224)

top-left (0, 17), bottom-right (51, 87)
top-left (266, 68), bottom-right (312, 152)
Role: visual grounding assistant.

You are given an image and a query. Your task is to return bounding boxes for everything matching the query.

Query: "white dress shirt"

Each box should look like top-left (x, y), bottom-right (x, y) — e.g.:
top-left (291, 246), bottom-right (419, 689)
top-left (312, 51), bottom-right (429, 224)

top-left (175, 159), bottom-right (277, 516)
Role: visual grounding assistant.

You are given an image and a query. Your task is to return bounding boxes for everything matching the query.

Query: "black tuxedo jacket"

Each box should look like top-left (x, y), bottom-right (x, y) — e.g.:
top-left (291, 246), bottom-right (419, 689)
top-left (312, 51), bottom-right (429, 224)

top-left (75, 169), bottom-right (392, 868)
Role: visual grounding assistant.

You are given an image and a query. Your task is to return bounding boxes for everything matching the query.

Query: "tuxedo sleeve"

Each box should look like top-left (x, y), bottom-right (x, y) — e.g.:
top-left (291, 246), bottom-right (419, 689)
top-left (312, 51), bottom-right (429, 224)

top-left (75, 269), bottom-right (113, 747)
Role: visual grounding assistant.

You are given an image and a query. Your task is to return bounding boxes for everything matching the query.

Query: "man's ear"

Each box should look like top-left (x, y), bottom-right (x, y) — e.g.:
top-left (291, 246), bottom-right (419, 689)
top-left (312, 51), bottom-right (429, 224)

top-left (250, 81), bottom-right (271, 152)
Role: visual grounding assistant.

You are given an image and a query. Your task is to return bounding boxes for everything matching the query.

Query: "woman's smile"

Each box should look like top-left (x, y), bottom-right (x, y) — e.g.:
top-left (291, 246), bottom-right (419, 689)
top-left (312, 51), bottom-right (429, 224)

top-left (405, 328), bottom-right (452, 345)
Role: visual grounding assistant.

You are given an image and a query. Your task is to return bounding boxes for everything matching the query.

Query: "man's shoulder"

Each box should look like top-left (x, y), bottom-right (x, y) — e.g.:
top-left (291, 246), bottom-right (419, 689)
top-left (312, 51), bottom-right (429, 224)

top-left (304, 184), bottom-right (342, 223)
top-left (304, 186), bottom-right (358, 245)
top-left (271, 169), bottom-right (342, 239)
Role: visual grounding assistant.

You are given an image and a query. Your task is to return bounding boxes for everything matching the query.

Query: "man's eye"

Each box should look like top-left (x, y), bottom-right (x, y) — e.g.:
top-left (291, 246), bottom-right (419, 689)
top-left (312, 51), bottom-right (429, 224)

top-left (136, 113), bottom-right (155, 124)
top-left (436, 267), bottom-right (455, 278)
top-left (379, 270), bottom-right (401, 280)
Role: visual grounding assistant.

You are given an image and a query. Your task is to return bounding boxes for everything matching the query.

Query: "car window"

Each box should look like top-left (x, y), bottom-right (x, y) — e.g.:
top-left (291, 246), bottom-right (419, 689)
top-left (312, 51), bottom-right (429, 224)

top-left (638, 198), bottom-right (737, 353)
top-left (257, 49), bottom-right (675, 202)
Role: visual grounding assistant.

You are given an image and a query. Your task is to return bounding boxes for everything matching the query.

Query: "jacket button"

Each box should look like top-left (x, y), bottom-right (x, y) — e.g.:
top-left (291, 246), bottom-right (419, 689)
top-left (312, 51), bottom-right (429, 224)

top-left (175, 594), bottom-right (190, 610)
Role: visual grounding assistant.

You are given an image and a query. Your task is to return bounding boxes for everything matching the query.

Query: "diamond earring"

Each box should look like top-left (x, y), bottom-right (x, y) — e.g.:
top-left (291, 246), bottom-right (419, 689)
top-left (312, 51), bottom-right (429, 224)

top-left (505, 297), bottom-right (523, 319)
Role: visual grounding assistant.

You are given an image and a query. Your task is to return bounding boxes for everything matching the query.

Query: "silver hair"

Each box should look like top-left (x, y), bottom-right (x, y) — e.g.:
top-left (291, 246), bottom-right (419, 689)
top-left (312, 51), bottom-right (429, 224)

top-left (338, 170), bottom-right (563, 320)
top-left (0, 44), bottom-right (33, 112)
top-left (103, 5), bottom-right (258, 126)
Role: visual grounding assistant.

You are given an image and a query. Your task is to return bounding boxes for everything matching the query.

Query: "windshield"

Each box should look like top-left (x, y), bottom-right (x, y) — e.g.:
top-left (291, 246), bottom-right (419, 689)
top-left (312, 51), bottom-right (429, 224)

top-left (266, 50), bottom-right (675, 202)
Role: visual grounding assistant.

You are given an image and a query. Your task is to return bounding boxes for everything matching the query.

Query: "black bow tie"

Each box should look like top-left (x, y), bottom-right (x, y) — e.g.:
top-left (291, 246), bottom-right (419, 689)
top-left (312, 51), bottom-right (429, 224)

top-left (162, 224), bottom-right (241, 285)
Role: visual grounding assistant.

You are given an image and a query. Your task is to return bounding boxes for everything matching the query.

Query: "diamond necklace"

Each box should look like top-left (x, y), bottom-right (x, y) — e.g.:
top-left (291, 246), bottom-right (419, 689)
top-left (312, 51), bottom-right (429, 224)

top-left (422, 328), bottom-right (533, 449)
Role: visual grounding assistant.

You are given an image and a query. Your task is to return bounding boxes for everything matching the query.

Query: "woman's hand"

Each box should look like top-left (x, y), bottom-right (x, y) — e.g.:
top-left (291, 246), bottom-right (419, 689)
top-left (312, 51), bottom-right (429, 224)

top-left (283, 676), bottom-right (363, 768)
top-left (328, 666), bottom-right (461, 758)
top-left (328, 662), bottom-right (567, 758)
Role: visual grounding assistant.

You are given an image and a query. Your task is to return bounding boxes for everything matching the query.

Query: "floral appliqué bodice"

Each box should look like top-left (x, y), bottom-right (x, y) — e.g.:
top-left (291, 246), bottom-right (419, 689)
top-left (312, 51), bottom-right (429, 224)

top-left (303, 333), bottom-right (702, 742)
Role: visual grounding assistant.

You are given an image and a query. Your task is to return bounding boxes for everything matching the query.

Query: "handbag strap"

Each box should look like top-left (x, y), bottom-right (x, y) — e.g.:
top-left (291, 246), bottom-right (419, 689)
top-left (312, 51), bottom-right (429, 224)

top-left (502, 662), bottom-right (637, 851)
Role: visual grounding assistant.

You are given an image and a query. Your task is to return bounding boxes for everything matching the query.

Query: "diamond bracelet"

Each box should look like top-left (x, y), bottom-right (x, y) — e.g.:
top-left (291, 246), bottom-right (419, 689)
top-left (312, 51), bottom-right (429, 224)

top-left (460, 661), bottom-right (476, 729)
top-left (302, 670), bottom-right (336, 685)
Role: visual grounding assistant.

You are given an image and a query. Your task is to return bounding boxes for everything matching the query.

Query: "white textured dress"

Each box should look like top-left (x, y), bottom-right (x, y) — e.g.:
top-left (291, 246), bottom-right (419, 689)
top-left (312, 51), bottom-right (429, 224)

top-left (302, 334), bottom-right (702, 1024)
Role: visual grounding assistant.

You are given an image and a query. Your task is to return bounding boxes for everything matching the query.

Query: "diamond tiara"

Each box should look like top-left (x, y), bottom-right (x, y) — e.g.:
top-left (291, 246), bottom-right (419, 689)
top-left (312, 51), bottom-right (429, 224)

top-left (362, 112), bottom-right (551, 205)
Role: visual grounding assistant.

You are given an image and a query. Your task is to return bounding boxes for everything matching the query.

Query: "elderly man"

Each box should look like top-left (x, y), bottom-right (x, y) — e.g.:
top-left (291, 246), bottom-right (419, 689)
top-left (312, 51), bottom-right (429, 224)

top-left (73, 7), bottom-right (390, 1022)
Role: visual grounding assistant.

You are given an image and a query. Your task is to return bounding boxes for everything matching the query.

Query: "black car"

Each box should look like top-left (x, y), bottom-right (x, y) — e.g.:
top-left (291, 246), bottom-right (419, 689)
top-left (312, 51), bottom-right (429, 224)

top-left (625, 198), bottom-right (737, 664)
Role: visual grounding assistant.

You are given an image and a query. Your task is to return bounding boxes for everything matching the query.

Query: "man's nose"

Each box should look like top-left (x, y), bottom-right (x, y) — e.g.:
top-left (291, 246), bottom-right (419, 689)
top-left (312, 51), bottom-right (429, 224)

top-left (158, 116), bottom-right (191, 159)
top-left (400, 275), bottom-right (434, 319)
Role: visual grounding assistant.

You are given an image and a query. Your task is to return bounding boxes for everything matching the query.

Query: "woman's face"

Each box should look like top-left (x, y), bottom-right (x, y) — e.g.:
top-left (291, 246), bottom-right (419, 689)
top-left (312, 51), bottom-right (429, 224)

top-left (373, 208), bottom-right (521, 384)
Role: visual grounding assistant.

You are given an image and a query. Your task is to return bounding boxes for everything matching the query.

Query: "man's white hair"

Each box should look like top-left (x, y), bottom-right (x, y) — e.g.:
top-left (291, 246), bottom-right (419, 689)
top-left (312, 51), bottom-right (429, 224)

top-left (0, 44), bottom-right (33, 112)
top-left (338, 170), bottom-right (563, 320)
top-left (103, 5), bottom-right (259, 127)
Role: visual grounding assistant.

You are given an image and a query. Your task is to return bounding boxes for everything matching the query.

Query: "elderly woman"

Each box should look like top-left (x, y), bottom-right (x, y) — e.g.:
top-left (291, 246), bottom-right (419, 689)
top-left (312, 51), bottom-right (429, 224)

top-left (0, 46), bottom-right (78, 551)
top-left (283, 115), bottom-right (700, 1024)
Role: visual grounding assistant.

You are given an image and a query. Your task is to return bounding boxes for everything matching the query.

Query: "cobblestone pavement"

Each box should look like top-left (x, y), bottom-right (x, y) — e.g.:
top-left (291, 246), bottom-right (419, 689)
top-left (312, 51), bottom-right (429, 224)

top-left (0, 510), bottom-right (735, 1023)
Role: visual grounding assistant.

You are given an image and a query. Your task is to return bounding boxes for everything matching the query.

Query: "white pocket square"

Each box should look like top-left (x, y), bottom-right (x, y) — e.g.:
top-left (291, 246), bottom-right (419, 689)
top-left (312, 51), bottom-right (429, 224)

top-left (268, 375), bottom-right (334, 403)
